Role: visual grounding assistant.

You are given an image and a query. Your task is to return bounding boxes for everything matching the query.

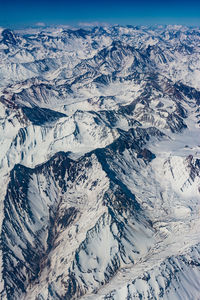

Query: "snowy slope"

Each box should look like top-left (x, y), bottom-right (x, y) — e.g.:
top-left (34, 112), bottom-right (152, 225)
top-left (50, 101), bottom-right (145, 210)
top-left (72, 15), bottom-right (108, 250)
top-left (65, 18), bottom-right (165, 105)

top-left (0, 25), bottom-right (200, 300)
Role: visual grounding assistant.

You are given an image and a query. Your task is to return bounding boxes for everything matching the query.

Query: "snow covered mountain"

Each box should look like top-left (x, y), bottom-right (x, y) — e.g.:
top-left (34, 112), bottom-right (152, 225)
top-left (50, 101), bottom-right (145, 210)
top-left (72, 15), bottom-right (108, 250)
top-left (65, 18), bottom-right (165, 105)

top-left (0, 25), bottom-right (200, 299)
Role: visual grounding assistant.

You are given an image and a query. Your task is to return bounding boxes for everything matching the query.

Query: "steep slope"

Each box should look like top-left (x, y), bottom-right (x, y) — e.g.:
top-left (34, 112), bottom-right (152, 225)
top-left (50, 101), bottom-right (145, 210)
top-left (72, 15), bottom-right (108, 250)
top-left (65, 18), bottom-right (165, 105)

top-left (1, 127), bottom-right (158, 299)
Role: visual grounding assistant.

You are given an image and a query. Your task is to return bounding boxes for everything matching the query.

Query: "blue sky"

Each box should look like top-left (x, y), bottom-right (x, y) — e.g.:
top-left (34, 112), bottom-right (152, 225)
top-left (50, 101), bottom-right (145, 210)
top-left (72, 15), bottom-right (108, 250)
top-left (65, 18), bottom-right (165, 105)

top-left (0, 0), bottom-right (200, 28)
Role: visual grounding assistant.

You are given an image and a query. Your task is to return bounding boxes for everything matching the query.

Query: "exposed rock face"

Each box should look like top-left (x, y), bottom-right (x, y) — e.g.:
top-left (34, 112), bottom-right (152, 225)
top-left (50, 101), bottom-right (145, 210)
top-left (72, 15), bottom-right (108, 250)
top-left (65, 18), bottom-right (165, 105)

top-left (0, 25), bottom-right (200, 299)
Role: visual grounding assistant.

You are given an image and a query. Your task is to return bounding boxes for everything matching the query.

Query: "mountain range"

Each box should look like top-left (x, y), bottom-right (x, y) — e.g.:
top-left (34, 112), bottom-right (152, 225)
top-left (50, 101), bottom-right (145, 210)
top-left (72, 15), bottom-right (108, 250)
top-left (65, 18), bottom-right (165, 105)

top-left (0, 24), bottom-right (200, 299)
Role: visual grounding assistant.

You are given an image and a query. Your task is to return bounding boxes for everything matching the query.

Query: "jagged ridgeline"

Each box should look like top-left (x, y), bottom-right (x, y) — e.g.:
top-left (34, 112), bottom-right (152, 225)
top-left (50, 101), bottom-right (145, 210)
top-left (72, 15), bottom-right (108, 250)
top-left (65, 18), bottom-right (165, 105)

top-left (0, 25), bottom-right (200, 299)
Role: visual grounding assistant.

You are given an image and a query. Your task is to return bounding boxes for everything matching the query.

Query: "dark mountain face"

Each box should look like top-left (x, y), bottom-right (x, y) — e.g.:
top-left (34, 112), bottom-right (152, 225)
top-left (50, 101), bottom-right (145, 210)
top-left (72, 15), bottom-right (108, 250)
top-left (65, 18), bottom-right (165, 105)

top-left (1, 29), bottom-right (19, 46)
top-left (0, 25), bottom-right (200, 299)
top-left (21, 106), bottom-right (67, 125)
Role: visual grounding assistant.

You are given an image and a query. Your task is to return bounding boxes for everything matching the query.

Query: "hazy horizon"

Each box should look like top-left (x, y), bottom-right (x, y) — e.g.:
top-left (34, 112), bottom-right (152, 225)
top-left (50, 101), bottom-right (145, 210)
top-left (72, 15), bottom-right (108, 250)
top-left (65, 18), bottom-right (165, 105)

top-left (0, 0), bottom-right (200, 28)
